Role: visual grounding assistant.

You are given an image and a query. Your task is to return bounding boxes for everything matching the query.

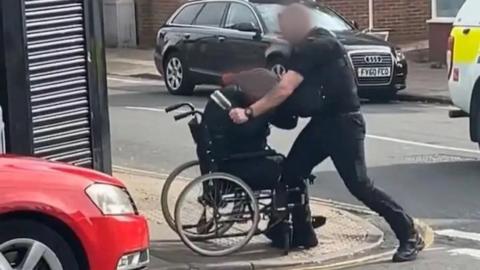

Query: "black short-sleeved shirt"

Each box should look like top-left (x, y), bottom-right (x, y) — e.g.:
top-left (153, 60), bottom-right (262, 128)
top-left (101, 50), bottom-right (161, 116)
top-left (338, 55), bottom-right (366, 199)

top-left (284, 28), bottom-right (360, 117)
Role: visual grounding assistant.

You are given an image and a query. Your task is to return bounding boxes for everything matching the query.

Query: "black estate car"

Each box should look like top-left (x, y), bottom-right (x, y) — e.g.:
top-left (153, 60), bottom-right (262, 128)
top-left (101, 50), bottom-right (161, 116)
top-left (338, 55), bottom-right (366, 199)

top-left (155, 0), bottom-right (408, 100)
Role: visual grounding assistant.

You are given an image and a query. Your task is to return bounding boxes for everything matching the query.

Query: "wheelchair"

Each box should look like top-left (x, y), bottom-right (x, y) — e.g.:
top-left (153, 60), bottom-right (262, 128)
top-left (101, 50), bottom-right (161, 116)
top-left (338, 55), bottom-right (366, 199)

top-left (162, 102), bottom-right (315, 257)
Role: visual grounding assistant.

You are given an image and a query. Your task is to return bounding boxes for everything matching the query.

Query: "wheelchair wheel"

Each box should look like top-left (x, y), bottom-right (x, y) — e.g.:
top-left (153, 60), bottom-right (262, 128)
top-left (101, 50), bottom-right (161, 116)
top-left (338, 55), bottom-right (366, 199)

top-left (161, 160), bottom-right (200, 233)
top-left (175, 173), bottom-right (260, 257)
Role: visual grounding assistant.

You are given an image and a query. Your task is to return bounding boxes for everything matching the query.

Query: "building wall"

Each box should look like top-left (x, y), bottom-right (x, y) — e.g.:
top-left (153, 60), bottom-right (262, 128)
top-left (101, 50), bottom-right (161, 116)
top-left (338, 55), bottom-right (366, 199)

top-left (321, 0), bottom-right (431, 43)
top-left (136, 0), bottom-right (183, 47)
top-left (138, 0), bottom-right (431, 47)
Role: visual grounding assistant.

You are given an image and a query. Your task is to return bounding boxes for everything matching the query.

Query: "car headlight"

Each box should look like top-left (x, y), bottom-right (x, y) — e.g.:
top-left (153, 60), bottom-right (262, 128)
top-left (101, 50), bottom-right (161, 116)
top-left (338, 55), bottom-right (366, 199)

top-left (395, 49), bottom-right (406, 62)
top-left (86, 184), bottom-right (136, 215)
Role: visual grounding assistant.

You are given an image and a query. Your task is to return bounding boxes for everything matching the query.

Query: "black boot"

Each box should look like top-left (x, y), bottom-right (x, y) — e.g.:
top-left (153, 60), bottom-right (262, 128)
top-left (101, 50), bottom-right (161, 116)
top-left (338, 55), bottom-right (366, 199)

top-left (291, 203), bottom-right (318, 249)
top-left (392, 230), bottom-right (425, 262)
top-left (267, 182), bottom-right (321, 249)
top-left (264, 215), bottom-right (285, 244)
top-left (266, 214), bottom-right (325, 249)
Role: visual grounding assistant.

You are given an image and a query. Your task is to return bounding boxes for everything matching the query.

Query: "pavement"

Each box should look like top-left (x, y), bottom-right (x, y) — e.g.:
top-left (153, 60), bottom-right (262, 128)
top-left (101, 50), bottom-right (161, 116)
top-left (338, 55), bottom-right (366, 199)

top-left (105, 45), bottom-right (450, 104)
top-left (114, 170), bottom-right (390, 270)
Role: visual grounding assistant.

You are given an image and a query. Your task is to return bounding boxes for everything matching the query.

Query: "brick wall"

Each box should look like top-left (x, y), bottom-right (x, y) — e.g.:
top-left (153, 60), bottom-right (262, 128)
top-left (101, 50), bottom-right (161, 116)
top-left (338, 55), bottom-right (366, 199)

top-left (320, 0), bottom-right (370, 34)
top-left (137, 0), bottom-right (431, 47)
top-left (136, 0), bottom-right (183, 47)
top-left (320, 0), bottom-right (431, 43)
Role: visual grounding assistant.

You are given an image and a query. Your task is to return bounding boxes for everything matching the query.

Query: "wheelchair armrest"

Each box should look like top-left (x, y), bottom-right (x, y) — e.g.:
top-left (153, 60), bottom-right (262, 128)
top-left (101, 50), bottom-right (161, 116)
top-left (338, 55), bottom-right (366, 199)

top-left (223, 150), bottom-right (283, 162)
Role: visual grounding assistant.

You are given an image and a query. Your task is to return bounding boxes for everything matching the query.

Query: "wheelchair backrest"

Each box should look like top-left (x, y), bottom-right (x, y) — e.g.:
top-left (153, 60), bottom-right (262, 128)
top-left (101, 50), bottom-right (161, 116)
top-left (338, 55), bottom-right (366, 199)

top-left (188, 119), bottom-right (218, 174)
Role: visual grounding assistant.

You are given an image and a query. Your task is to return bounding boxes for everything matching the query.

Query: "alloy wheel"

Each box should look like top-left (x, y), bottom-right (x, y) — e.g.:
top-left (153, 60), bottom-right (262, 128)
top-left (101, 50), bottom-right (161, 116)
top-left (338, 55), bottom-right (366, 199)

top-left (166, 57), bottom-right (184, 91)
top-left (0, 238), bottom-right (63, 270)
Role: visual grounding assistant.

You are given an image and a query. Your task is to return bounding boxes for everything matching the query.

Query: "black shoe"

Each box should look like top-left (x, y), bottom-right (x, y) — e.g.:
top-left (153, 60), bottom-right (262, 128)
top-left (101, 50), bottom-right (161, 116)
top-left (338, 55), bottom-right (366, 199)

top-left (265, 222), bottom-right (283, 243)
top-left (392, 232), bottom-right (425, 262)
top-left (292, 223), bottom-right (318, 249)
top-left (268, 224), bottom-right (319, 249)
top-left (312, 215), bottom-right (327, 229)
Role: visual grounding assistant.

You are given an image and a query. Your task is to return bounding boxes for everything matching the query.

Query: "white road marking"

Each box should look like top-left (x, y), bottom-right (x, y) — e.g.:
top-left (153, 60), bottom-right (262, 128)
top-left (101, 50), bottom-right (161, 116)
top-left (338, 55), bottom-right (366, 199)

top-left (123, 104), bottom-right (480, 155)
top-left (436, 229), bottom-right (480, 242)
top-left (424, 247), bottom-right (446, 252)
top-left (448, 248), bottom-right (480, 259)
top-left (125, 106), bottom-right (166, 113)
top-left (108, 76), bottom-right (164, 86)
top-left (367, 134), bottom-right (480, 154)
top-left (432, 105), bottom-right (460, 111)
top-left (125, 106), bottom-right (203, 114)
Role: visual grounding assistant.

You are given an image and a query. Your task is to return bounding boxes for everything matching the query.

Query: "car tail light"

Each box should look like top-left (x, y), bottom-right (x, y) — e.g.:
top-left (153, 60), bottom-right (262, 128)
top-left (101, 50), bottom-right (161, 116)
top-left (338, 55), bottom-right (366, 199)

top-left (447, 36), bottom-right (455, 79)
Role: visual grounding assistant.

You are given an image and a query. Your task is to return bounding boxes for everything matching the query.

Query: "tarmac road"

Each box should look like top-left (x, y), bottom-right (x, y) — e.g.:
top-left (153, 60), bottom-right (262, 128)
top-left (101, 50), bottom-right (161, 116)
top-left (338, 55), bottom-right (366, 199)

top-left (108, 76), bottom-right (480, 269)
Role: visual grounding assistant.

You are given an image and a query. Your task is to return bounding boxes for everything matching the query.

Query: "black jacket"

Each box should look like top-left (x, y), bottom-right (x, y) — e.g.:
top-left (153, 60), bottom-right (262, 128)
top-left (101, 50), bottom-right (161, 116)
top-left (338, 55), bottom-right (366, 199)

top-left (203, 87), bottom-right (298, 158)
top-left (284, 27), bottom-right (360, 117)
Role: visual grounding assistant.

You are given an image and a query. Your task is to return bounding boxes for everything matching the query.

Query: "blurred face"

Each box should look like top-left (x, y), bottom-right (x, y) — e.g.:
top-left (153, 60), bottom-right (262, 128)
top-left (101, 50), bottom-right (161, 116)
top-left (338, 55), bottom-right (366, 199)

top-left (279, 4), bottom-right (312, 44)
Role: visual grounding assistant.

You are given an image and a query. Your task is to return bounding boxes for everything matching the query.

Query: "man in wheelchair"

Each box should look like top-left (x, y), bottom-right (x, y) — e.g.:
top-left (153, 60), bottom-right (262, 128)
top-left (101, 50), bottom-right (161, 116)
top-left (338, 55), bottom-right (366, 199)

top-left (202, 68), bottom-right (325, 249)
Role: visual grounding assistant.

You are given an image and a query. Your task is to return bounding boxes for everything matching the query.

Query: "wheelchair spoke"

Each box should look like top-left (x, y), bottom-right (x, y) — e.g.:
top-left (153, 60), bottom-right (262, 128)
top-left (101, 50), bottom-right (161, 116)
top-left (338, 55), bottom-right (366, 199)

top-left (175, 173), bottom-right (260, 256)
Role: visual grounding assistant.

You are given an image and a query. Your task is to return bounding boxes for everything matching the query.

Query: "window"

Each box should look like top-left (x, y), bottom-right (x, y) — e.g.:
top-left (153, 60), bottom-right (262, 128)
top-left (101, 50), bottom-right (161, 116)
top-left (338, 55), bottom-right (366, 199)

top-left (194, 2), bottom-right (228, 27)
top-left (225, 3), bottom-right (259, 28)
top-left (433, 0), bottom-right (465, 18)
top-left (172, 4), bottom-right (203, 25)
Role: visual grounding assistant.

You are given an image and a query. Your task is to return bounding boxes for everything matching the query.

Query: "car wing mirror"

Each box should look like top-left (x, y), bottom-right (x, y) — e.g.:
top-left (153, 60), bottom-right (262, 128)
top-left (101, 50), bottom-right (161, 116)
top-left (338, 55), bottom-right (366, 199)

top-left (231, 22), bottom-right (261, 34)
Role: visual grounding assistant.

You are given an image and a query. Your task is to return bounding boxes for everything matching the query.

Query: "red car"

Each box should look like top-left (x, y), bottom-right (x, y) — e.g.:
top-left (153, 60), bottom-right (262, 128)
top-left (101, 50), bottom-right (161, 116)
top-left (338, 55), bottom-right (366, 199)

top-left (0, 156), bottom-right (149, 270)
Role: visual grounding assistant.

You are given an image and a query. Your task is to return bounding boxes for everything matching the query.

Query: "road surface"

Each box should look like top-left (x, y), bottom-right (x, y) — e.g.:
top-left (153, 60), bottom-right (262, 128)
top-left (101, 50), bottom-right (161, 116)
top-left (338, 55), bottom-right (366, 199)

top-left (108, 76), bottom-right (480, 269)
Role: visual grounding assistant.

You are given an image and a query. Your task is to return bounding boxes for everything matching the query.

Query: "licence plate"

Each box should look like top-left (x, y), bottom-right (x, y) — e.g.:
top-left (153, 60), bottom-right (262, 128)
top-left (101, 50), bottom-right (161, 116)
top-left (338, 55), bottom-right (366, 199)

top-left (357, 67), bottom-right (391, 77)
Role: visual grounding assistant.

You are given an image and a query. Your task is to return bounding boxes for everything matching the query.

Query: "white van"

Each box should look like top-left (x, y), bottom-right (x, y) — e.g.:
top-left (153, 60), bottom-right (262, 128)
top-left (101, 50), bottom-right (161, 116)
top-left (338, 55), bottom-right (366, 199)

top-left (447, 0), bottom-right (480, 149)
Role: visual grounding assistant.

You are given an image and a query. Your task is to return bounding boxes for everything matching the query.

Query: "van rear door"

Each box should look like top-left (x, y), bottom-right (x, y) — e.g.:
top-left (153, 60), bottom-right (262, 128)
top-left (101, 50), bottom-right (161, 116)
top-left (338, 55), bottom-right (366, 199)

top-left (451, 0), bottom-right (480, 68)
top-left (454, 0), bottom-right (480, 27)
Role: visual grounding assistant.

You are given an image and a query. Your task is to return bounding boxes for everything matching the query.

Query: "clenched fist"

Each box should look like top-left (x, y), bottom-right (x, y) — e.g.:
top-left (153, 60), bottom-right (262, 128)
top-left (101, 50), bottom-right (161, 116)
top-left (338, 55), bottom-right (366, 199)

top-left (229, 108), bottom-right (249, 124)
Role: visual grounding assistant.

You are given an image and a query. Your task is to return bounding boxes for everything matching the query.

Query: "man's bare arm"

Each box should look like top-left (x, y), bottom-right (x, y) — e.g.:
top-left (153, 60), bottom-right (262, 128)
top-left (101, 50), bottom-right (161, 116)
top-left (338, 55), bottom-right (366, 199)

top-left (250, 70), bottom-right (304, 117)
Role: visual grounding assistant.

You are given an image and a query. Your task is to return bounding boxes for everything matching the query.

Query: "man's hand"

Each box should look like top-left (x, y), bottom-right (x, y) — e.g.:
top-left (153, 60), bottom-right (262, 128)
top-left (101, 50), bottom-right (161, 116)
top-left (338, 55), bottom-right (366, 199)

top-left (229, 108), bottom-right (249, 124)
top-left (222, 73), bottom-right (236, 86)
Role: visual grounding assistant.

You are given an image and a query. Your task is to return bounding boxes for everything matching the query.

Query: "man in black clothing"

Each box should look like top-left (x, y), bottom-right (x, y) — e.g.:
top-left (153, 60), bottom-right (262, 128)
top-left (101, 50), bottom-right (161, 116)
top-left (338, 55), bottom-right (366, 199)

top-left (229, 4), bottom-right (424, 262)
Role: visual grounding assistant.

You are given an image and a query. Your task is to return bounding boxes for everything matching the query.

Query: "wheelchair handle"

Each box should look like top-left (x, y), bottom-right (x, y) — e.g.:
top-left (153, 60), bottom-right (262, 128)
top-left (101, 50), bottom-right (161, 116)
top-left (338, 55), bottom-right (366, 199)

top-left (174, 111), bottom-right (193, 121)
top-left (165, 103), bottom-right (195, 113)
top-left (210, 90), bottom-right (232, 111)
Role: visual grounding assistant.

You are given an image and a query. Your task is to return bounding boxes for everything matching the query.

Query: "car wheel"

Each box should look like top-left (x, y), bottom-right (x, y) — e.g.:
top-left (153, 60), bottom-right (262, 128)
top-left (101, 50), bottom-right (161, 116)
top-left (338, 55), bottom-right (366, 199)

top-left (163, 52), bottom-right (194, 95)
top-left (0, 219), bottom-right (79, 270)
top-left (268, 57), bottom-right (287, 79)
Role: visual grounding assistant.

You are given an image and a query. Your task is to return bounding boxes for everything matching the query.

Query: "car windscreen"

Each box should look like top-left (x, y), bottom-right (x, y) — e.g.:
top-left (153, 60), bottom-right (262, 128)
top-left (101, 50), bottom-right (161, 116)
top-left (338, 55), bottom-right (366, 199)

top-left (254, 3), bottom-right (352, 33)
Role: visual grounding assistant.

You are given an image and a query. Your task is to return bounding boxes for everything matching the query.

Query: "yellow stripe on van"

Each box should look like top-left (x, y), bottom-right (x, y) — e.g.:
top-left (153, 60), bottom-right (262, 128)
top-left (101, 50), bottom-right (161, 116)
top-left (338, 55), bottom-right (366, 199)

top-left (451, 26), bottom-right (480, 64)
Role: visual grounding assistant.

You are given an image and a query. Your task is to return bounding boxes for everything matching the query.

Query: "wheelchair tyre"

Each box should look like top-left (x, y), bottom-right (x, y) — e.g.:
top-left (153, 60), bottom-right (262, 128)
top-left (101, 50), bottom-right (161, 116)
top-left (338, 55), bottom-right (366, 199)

top-left (175, 173), bottom-right (260, 257)
top-left (161, 160), bottom-right (200, 233)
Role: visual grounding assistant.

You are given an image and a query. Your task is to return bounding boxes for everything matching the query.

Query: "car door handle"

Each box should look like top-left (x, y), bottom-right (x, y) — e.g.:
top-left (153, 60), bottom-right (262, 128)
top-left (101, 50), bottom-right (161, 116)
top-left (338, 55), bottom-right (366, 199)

top-left (463, 28), bottom-right (471, 35)
top-left (217, 36), bottom-right (226, 42)
top-left (183, 33), bottom-right (191, 39)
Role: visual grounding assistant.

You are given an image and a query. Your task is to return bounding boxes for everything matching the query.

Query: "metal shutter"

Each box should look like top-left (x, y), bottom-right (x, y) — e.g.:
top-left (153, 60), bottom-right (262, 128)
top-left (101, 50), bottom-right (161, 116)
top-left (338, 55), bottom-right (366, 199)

top-left (24, 0), bottom-right (93, 167)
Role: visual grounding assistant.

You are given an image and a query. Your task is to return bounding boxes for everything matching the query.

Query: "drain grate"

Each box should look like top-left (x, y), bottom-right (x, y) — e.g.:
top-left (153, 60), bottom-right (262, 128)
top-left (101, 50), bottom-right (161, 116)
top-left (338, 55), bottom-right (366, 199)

top-left (403, 154), bottom-right (479, 164)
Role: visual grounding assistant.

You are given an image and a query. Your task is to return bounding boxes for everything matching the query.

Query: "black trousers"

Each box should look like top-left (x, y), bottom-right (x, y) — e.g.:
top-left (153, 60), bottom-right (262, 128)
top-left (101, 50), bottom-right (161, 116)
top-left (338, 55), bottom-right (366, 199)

top-left (282, 112), bottom-right (415, 242)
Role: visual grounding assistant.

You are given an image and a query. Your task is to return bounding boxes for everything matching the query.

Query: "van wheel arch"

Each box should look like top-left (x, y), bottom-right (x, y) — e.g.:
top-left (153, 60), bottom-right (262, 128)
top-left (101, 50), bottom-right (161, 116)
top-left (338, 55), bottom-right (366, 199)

top-left (470, 77), bottom-right (480, 143)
